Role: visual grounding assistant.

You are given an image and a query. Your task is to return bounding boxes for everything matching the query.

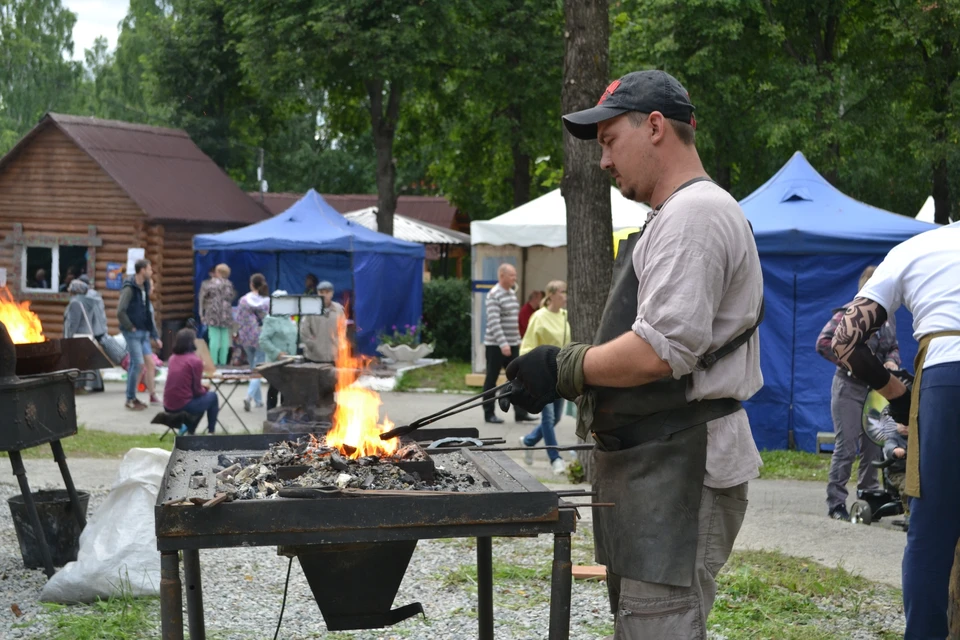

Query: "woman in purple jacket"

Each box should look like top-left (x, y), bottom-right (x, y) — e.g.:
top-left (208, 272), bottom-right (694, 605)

top-left (164, 328), bottom-right (219, 435)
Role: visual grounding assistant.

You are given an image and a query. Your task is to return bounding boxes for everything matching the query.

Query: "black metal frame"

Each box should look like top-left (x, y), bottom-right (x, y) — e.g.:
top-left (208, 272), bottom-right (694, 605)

top-left (155, 431), bottom-right (576, 639)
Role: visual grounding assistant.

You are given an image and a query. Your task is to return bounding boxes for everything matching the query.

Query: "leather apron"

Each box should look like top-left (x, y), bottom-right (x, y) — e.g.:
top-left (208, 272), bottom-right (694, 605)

top-left (905, 330), bottom-right (960, 497)
top-left (589, 227), bottom-right (744, 588)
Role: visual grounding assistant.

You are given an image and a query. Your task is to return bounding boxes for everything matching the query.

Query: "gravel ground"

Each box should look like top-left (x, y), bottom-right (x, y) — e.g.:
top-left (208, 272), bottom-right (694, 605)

top-left (0, 481), bottom-right (907, 640)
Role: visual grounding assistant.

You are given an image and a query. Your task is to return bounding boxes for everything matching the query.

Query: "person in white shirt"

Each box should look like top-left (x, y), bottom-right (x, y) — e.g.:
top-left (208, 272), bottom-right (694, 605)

top-left (831, 221), bottom-right (960, 639)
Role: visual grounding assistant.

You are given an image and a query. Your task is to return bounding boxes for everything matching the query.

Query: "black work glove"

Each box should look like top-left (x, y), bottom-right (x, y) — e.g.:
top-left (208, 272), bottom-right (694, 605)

top-left (886, 369), bottom-right (914, 426)
top-left (502, 346), bottom-right (561, 414)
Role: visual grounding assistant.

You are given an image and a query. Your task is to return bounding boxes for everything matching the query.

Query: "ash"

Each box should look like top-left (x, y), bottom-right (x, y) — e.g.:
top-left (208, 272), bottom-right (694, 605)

top-left (216, 436), bottom-right (492, 500)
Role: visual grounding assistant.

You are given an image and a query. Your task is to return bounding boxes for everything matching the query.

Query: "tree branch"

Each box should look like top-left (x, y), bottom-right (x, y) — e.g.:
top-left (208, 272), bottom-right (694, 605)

top-left (763, 0), bottom-right (807, 64)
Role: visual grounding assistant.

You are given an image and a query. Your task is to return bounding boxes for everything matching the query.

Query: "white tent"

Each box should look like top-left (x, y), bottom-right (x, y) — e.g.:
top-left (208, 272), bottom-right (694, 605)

top-left (916, 196), bottom-right (955, 224)
top-left (471, 187), bottom-right (651, 247)
top-left (469, 187), bottom-right (650, 374)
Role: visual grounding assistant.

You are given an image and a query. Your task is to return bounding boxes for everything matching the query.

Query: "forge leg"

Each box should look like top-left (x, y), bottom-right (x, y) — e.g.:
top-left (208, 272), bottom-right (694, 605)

top-left (8, 451), bottom-right (55, 577)
top-left (477, 536), bottom-right (494, 640)
top-left (49, 440), bottom-right (86, 529)
top-left (548, 533), bottom-right (572, 640)
top-left (160, 551), bottom-right (184, 640)
top-left (183, 549), bottom-right (206, 640)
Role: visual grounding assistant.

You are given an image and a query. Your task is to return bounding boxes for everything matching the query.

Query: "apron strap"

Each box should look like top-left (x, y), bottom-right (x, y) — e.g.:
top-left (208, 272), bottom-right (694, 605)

top-left (906, 329), bottom-right (960, 497)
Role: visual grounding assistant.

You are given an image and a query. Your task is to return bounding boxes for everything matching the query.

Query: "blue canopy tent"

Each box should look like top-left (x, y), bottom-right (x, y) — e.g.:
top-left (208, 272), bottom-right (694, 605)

top-left (192, 189), bottom-right (425, 356)
top-left (740, 152), bottom-right (937, 452)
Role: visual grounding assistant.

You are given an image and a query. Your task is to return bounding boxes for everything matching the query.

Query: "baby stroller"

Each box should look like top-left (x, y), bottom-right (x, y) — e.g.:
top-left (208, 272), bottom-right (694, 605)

top-left (850, 390), bottom-right (909, 530)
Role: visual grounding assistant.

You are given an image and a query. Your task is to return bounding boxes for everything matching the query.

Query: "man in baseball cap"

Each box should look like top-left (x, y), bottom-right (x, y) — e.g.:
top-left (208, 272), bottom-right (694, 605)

top-left (504, 69), bottom-right (765, 639)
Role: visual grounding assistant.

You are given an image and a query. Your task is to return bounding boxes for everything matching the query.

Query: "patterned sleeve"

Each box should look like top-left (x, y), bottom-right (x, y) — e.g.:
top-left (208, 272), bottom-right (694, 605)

top-left (815, 310), bottom-right (844, 365)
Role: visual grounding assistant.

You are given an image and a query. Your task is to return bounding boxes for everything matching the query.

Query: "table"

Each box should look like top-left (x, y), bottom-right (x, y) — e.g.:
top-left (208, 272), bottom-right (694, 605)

top-left (202, 372), bottom-right (261, 434)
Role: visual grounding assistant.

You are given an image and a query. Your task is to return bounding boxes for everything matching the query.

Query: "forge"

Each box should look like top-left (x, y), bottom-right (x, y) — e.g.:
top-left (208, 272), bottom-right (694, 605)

top-left (256, 360), bottom-right (337, 432)
top-left (155, 429), bottom-right (579, 640)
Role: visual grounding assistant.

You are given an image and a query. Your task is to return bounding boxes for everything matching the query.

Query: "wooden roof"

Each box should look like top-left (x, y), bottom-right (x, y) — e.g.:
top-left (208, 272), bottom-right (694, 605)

top-left (0, 113), bottom-right (270, 225)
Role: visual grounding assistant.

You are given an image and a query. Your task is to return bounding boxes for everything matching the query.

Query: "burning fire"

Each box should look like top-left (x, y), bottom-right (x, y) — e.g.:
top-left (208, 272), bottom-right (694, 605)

top-left (0, 287), bottom-right (44, 344)
top-left (324, 313), bottom-right (399, 459)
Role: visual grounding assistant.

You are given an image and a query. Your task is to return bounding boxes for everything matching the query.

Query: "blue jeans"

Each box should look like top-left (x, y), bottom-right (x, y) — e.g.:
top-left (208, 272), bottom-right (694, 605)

top-left (169, 392), bottom-right (219, 434)
top-left (244, 347), bottom-right (265, 405)
top-left (122, 330), bottom-right (152, 401)
top-left (522, 398), bottom-right (565, 462)
top-left (903, 361), bottom-right (960, 639)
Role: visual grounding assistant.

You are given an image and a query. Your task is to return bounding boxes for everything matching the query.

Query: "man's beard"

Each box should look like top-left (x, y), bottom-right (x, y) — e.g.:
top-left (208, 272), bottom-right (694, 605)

top-left (620, 185), bottom-right (638, 202)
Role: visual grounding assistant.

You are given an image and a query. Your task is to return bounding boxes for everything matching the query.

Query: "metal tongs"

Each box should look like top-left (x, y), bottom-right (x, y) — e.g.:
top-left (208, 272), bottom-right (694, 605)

top-left (379, 382), bottom-right (512, 441)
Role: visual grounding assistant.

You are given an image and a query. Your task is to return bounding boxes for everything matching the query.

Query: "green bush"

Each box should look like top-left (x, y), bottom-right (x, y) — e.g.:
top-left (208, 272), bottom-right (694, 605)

top-left (422, 278), bottom-right (471, 360)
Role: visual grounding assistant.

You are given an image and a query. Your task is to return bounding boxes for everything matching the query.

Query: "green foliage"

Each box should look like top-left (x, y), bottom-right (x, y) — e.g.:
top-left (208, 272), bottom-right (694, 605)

top-left (379, 321), bottom-right (424, 348)
top-left (43, 592), bottom-right (158, 639)
top-left (0, 426), bottom-right (173, 459)
top-left (758, 449), bottom-right (859, 483)
top-left (565, 458), bottom-right (586, 484)
top-left (421, 278), bottom-right (471, 361)
top-left (394, 360), bottom-right (475, 393)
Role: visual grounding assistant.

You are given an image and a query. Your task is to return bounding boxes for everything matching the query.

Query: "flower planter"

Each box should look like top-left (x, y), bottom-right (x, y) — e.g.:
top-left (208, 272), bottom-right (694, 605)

top-left (376, 343), bottom-right (434, 363)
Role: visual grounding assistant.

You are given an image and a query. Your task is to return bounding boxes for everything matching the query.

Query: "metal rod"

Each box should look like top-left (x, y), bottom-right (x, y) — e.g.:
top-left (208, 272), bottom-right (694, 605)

top-left (559, 502), bottom-right (615, 508)
top-left (554, 490), bottom-right (597, 497)
top-left (50, 440), bottom-right (86, 529)
top-left (548, 533), bottom-right (572, 640)
top-left (477, 536), bottom-right (494, 640)
top-left (381, 383), bottom-right (512, 439)
top-left (467, 444), bottom-right (596, 452)
top-left (160, 551), bottom-right (184, 640)
top-left (8, 451), bottom-right (55, 577)
top-left (183, 549), bottom-right (206, 640)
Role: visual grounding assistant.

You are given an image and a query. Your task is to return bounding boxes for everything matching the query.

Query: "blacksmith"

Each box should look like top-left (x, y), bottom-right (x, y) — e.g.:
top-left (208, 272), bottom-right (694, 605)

top-left (831, 221), bottom-right (960, 639)
top-left (505, 70), bottom-right (764, 638)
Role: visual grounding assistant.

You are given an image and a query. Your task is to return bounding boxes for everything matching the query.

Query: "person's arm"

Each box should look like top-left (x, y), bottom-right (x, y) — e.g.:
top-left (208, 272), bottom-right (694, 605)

top-left (259, 321), bottom-right (281, 362)
top-left (583, 206), bottom-right (732, 388)
top-left (485, 290), bottom-right (507, 348)
top-left (63, 302), bottom-right (79, 339)
top-left (830, 298), bottom-right (904, 399)
top-left (116, 286), bottom-right (135, 331)
top-left (191, 357), bottom-right (206, 398)
top-left (815, 311), bottom-right (844, 365)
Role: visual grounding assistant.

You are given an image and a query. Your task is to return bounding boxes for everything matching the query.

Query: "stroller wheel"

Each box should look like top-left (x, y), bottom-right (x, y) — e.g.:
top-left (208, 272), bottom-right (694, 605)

top-left (851, 500), bottom-right (873, 525)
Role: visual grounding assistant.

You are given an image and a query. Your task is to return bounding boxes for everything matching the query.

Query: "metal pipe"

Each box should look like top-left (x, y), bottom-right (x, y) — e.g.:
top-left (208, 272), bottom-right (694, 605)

top-left (183, 549), bottom-right (205, 640)
top-left (49, 440), bottom-right (86, 529)
top-left (477, 536), bottom-right (494, 640)
top-left (467, 444), bottom-right (596, 452)
top-left (160, 551), bottom-right (184, 640)
top-left (8, 451), bottom-right (55, 577)
top-left (548, 533), bottom-right (572, 640)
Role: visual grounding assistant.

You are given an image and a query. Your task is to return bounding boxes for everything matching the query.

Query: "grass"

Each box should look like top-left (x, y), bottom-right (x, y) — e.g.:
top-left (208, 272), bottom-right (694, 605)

top-left (758, 449), bottom-right (858, 483)
top-left (0, 426), bottom-right (173, 459)
top-left (711, 550), bottom-right (902, 639)
top-left (41, 594), bottom-right (158, 640)
top-left (394, 360), bottom-right (476, 393)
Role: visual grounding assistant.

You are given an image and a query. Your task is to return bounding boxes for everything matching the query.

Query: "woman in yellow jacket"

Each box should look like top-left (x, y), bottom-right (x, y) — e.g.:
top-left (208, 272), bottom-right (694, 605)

top-left (517, 280), bottom-right (571, 474)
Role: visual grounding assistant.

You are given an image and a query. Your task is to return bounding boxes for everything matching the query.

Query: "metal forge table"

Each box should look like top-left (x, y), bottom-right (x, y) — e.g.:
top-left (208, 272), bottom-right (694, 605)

top-left (155, 430), bottom-right (578, 640)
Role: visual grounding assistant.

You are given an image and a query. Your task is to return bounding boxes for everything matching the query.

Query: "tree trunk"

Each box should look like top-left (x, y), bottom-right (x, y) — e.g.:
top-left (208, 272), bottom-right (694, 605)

top-left (367, 78), bottom-right (403, 236)
top-left (562, 0), bottom-right (611, 484)
top-left (950, 539), bottom-right (960, 638)
top-left (511, 136), bottom-right (531, 207)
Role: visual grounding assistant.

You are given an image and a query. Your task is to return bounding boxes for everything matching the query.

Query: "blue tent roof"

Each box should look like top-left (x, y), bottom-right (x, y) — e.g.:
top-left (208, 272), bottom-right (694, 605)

top-left (741, 152), bottom-right (937, 254)
top-left (193, 189), bottom-right (424, 257)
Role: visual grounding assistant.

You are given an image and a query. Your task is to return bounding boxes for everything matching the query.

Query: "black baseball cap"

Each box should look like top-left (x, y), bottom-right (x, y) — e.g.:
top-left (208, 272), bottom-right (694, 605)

top-left (562, 70), bottom-right (696, 140)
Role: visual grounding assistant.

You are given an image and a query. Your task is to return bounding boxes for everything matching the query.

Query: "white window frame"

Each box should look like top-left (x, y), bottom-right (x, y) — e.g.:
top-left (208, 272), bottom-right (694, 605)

top-left (20, 245), bottom-right (60, 293)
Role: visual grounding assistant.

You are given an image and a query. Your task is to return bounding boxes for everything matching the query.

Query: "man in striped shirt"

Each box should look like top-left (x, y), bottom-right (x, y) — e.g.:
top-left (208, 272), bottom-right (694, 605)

top-left (483, 263), bottom-right (535, 423)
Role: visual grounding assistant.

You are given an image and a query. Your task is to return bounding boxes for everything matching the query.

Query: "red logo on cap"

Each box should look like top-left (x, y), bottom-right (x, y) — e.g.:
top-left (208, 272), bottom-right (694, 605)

top-left (597, 79), bottom-right (621, 106)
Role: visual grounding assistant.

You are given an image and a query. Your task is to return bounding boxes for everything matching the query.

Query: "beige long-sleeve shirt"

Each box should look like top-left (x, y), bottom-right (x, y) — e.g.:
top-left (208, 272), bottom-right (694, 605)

top-left (631, 181), bottom-right (764, 488)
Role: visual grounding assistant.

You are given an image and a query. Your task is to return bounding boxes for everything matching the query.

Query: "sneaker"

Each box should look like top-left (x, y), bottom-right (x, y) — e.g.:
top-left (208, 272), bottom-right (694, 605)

top-left (149, 394), bottom-right (161, 405)
top-left (485, 414), bottom-right (504, 424)
top-left (125, 399), bottom-right (147, 411)
top-left (519, 436), bottom-right (534, 466)
top-left (828, 505), bottom-right (850, 521)
top-left (515, 412), bottom-right (537, 423)
top-left (551, 458), bottom-right (567, 475)
top-left (243, 398), bottom-right (251, 413)
top-left (177, 425), bottom-right (189, 436)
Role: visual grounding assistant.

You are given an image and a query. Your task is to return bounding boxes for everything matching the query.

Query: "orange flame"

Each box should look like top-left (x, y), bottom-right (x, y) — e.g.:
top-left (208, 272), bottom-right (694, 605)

top-left (0, 287), bottom-right (44, 344)
top-left (324, 312), bottom-right (399, 459)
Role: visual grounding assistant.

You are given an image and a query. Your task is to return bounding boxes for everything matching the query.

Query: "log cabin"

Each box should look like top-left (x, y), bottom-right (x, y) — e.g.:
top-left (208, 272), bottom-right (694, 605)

top-left (0, 113), bottom-right (269, 346)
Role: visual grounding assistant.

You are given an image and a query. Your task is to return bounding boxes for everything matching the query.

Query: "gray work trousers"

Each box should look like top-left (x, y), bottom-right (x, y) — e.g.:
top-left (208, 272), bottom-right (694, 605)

top-left (604, 483), bottom-right (748, 640)
top-left (826, 371), bottom-right (880, 512)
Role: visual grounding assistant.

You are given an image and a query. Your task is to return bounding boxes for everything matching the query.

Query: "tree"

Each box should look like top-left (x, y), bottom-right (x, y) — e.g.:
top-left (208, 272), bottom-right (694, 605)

top-left (0, 0), bottom-right (83, 151)
top-left (563, 0), bottom-right (611, 481)
top-left (397, 0), bottom-right (565, 221)
top-left (233, 0), bottom-right (474, 235)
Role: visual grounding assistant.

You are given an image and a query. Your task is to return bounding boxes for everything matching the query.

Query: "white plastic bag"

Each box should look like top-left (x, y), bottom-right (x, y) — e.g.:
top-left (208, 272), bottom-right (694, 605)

top-left (39, 448), bottom-right (171, 603)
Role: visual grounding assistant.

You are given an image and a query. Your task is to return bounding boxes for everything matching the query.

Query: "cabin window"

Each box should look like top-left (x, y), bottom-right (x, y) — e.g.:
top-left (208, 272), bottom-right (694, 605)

top-left (21, 245), bottom-right (90, 293)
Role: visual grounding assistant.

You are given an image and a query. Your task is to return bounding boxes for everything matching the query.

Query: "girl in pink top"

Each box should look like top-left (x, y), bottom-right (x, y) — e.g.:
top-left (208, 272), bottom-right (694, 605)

top-left (164, 328), bottom-right (218, 434)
